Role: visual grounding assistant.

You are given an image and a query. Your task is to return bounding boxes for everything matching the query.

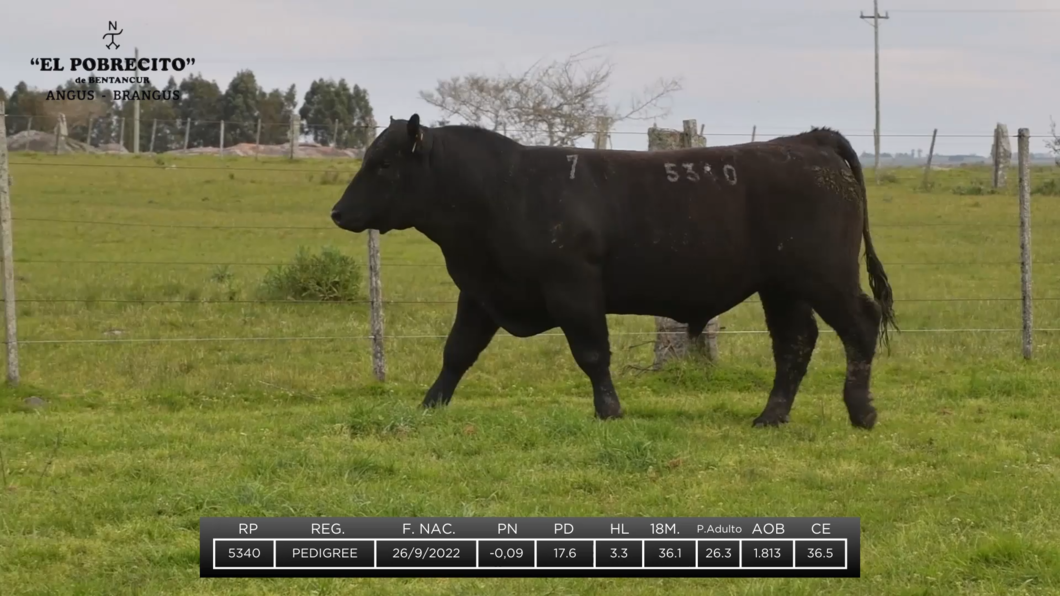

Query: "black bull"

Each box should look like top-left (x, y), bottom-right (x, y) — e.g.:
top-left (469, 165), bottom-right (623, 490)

top-left (330, 114), bottom-right (898, 429)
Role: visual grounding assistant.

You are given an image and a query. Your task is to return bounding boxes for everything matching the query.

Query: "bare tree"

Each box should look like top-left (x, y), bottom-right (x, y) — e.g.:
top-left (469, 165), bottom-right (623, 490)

top-left (1048, 116), bottom-right (1060, 166)
top-left (420, 47), bottom-right (682, 147)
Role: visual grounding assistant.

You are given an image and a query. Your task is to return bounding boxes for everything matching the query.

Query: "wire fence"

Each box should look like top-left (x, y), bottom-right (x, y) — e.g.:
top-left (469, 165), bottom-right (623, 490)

top-left (0, 111), bottom-right (1051, 388)
top-left (5, 114), bottom-right (1057, 138)
top-left (5, 113), bottom-right (1058, 164)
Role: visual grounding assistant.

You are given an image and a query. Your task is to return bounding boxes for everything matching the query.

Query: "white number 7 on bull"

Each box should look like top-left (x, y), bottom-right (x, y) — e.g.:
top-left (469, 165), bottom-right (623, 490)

top-left (567, 155), bottom-right (578, 179)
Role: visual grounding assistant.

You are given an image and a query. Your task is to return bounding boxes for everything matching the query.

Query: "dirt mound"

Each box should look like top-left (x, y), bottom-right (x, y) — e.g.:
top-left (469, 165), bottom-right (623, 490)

top-left (6, 130), bottom-right (100, 154)
top-left (97, 142), bottom-right (129, 154)
top-left (164, 141), bottom-right (362, 159)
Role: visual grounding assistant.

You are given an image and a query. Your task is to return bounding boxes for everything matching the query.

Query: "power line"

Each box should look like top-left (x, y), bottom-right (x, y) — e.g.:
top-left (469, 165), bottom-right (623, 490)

top-left (888, 8), bottom-right (1060, 13)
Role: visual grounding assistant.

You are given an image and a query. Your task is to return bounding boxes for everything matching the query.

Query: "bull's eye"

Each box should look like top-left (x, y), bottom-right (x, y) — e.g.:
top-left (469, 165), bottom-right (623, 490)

top-left (379, 160), bottom-right (391, 170)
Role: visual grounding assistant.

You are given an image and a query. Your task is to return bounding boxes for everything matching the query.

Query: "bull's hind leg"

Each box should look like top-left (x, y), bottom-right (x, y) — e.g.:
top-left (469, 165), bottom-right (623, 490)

top-left (806, 290), bottom-right (882, 429)
top-left (754, 290), bottom-right (819, 427)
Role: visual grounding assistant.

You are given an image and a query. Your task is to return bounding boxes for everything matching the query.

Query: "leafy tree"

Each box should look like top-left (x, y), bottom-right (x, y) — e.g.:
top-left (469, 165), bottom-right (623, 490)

top-left (177, 73), bottom-right (223, 148)
top-left (345, 84), bottom-right (376, 150)
top-left (299, 78), bottom-right (375, 149)
top-left (50, 77), bottom-right (110, 144)
top-left (5, 82), bottom-right (47, 134)
top-left (258, 84), bottom-right (297, 144)
top-left (221, 69), bottom-right (261, 146)
top-left (0, 87), bottom-right (7, 134)
top-left (118, 78), bottom-right (181, 152)
top-left (88, 88), bottom-right (121, 146)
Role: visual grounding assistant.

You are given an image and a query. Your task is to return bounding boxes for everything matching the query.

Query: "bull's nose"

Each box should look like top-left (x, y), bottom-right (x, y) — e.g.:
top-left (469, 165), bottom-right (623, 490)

top-left (330, 209), bottom-right (342, 226)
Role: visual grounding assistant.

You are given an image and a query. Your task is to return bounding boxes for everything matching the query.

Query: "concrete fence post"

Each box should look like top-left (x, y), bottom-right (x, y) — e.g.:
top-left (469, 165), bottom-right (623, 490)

top-left (647, 119), bottom-right (718, 369)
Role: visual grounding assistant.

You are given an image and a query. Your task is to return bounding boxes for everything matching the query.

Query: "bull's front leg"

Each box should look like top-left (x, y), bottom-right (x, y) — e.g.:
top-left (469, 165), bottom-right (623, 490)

top-left (542, 269), bottom-right (623, 419)
top-left (422, 291), bottom-right (500, 409)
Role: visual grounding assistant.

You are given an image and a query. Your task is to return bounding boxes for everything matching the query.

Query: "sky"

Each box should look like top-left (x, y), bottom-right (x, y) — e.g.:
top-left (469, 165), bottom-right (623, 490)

top-left (2, 0), bottom-right (1058, 157)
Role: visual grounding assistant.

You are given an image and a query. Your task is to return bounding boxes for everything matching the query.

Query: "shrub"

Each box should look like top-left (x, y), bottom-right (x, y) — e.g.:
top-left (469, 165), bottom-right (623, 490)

top-left (258, 246), bottom-right (362, 302)
top-left (319, 168), bottom-right (344, 185)
top-left (879, 171), bottom-right (900, 185)
top-left (1033, 178), bottom-right (1060, 196)
top-left (951, 182), bottom-right (997, 196)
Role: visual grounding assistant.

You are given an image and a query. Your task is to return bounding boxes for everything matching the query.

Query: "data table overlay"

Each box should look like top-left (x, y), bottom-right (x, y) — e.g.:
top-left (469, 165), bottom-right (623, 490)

top-left (201, 517), bottom-right (860, 578)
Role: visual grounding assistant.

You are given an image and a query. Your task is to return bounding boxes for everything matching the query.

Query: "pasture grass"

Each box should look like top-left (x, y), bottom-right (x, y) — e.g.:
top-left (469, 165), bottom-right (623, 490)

top-left (2, 152), bottom-right (1060, 595)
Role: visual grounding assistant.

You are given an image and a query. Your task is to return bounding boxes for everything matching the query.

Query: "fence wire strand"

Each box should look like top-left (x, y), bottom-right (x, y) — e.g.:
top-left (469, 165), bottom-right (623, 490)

top-left (11, 216), bottom-right (1060, 231)
top-left (3, 114), bottom-right (1048, 139)
top-left (13, 328), bottom-right (1060, 346)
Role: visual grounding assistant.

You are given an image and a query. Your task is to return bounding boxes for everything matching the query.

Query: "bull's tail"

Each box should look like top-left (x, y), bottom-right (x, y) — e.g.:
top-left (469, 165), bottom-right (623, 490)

top-left (809, 127), bottom-right (898, 350)
top-left (863, 213), bottom-right (898, 350)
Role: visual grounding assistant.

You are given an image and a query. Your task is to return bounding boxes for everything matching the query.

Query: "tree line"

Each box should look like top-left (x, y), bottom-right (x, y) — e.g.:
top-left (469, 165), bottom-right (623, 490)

top-left (0, 70), bottom-right (376, 152)
top-left (3, 48), bottom-right (698, 152)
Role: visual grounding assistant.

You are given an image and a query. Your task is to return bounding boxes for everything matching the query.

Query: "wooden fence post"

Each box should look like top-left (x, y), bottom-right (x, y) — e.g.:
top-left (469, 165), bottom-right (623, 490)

top-left (922, 128), bottom-right (937, 190)
top-left (0, 101), bottom-right (20, 385)
top-left (219, 120), bottom-right (225, 156)
top-left (87, 116), bottom-right (94, 146)
top-left (1018, 128), bottom-right (1033, 360)
top-left (149, 118), bottom-right (157, 153)
top-left (751, 125), bottom-right (757, 142)
top-left (119, 117), bottom-right (125, 151)
top-left (647, 119), bottom-right (718, 369)
top-left (183, 119), bottom-right (191, 150)
top-left (367, 229), bottom-right (386, 381)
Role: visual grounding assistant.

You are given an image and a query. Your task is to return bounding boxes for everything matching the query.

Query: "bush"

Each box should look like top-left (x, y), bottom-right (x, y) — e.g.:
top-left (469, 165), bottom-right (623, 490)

top-left (319, 168), bottom-right (344, 185)
top-left (1033, 179), bottom-right (1060, 196)
top-left (258, 246), bottom-right (362, 302)
top-left (951, 182), bottom-right (998, 196)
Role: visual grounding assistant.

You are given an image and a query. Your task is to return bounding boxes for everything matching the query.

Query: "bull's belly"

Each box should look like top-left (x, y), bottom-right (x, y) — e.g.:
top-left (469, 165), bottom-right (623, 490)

top-left (600, 257), bottom-right (758, 320)
top-left (469, 293), bottom-right (556, 337)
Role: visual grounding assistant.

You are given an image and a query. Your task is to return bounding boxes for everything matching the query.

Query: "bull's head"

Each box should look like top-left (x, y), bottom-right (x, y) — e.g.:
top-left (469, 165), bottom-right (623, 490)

top-left (330, 113), bottom-right (431, 234)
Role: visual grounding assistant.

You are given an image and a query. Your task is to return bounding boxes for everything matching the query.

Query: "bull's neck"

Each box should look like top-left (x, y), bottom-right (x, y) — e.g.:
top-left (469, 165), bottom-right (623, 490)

top-left (413, 130), bottom-right (514, 249)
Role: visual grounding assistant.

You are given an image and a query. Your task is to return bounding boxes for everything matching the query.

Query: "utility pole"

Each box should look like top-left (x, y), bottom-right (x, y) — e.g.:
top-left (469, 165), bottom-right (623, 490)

top-left (860, 1), bottom-right (889, 185)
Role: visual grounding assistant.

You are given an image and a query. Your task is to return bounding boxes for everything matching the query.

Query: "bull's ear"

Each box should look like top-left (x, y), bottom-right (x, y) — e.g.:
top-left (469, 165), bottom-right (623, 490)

top-left (407, 113), bottom-right (421, 141)
top-left (389, 115), bottom-right (394, 124)
top-left (407, 113), bottom-right (423, 152)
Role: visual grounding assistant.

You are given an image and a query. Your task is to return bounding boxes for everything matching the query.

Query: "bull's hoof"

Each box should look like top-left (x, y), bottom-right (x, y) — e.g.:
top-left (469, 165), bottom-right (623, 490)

top-left (421, 394), bottom-right (451, 409)
top-left (594, 403), bottom-right (624, 420)
top-left (850, 407), bottom-right (877, 430)
top-left (752, 413), bottom-right (791, 428)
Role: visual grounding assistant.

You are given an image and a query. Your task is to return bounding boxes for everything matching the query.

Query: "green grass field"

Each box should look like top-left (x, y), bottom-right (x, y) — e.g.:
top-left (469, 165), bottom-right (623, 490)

top-left (1, 152), bottom-right (1060, 595)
